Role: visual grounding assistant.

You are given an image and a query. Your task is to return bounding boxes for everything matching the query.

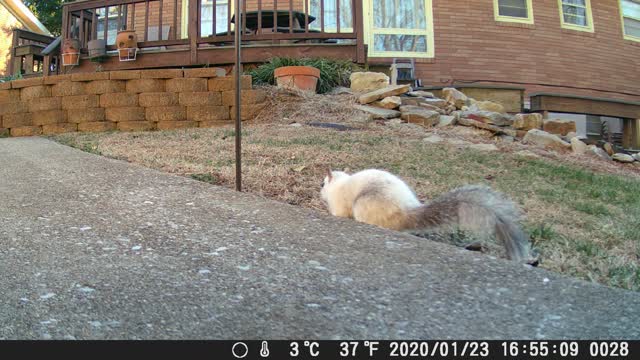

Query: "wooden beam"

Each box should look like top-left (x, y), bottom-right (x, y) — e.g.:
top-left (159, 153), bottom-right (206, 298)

top-left (530, 94), bottom-right (640, 119)
top-left (623, 119), bottom-right (640, 150)
top-left (68, 44), bottom-right (359, 72)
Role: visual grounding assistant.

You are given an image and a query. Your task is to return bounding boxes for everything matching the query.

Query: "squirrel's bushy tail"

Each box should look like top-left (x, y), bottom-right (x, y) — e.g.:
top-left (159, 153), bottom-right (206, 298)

top-left (407, 185), bottom-right (530, 261)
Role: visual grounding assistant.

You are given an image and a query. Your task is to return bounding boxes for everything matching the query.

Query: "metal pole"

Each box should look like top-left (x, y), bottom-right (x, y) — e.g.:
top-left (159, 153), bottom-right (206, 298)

top-left (234, 0), bottom-right (243, 192)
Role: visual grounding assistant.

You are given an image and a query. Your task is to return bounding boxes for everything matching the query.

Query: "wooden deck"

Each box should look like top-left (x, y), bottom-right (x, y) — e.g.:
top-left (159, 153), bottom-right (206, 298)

top-left (10, 29), bottom-right (56, 78)
top-left (530, 92), bottom-right (640, 149)
top-left (54, 0), bottom-right (366, 73)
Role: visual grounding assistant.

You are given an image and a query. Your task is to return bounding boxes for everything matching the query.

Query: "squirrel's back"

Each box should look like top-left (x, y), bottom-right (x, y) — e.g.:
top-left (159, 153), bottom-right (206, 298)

top-left (322, 169), bottom-right (531, 262)
top-left (321, 169), bottom-right (421, 230)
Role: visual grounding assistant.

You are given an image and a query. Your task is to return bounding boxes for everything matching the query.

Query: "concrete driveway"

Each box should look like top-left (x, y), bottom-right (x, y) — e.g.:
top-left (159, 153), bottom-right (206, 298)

top-left (0, 137), bottom-right (638, 339)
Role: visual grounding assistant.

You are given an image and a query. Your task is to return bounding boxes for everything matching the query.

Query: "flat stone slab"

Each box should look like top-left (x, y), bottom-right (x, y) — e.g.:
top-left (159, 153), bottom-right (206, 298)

top-left (1, 137), bottom-right (639, 340)
top-left (354, 105), bottom-right (401, 119)
top-left (358, 85), bottom-right (411, 105)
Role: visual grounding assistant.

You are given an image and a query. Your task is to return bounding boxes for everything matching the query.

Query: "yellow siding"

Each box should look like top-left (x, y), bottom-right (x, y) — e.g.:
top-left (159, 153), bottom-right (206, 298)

top-left (0, 4), bottom-right (24, 76)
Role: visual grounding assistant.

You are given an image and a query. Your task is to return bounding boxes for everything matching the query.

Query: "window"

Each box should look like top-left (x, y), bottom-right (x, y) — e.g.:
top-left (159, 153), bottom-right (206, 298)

top-left (201, 0), bottom-right (231, 37)
top-left (621, 0), bottom-right (640, 41)
top-left (309, 0), bottom-right (354, 33)
top-left (365, 0), bottom-right (434, 58)
top-left (96, 7), bottom-right (125, 45)
top-left (494, 0), bottom-right (534, 24)
top-left (559, 0), bottom-right (594, 32)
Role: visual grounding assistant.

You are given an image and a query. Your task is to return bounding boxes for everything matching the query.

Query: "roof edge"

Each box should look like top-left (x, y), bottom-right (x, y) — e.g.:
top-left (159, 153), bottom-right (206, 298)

top-left (1, 0), bottom-right (52, 36)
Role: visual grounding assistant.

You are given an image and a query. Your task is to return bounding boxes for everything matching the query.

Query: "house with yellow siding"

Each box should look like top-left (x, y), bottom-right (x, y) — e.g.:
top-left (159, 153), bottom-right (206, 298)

top-left (0, 0), bottom-right (51, 76)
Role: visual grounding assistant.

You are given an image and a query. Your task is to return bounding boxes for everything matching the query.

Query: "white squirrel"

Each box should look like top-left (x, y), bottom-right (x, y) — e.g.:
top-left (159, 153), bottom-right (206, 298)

top-left (321, 169), bottom-right (531, 262)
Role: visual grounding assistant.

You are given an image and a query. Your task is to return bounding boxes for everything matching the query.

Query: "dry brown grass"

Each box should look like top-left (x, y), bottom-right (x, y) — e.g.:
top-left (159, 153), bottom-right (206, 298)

top-left (53, 89), bottom-right (640, 291)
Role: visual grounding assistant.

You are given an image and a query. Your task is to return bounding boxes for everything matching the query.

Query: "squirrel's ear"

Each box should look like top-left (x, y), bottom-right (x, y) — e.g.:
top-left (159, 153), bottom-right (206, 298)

top-left (326, 168), bottom-right (333, 181)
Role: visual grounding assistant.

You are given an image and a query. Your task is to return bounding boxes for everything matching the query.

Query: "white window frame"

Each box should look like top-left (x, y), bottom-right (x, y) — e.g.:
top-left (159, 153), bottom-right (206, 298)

top-left (494, 0), bottom-right (534, 24)
top-left (365, 0), bottom-right (435, 58)
top-left (620, 0), bottom-right (640, 42)
top-left (558, 0), bottom-right (594, 32)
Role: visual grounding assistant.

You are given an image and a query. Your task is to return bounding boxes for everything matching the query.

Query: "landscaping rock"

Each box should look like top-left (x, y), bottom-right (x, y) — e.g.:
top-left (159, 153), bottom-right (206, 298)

top-left (566, 132), bottom-right (578, 140)
top-left (499, 135), bottom-right (515, 143)
top-left (588, 145), bottom-right (612, 161)
top-left (604, 142), bottom-right (615, 156)
top-left (375, 96), bottom-right (402, 110)
top-left (419, 103), bottom-right (446, 114)
top-left (633, 153), bottom-right (640, 161)
top-left (469, 101), bottom-right (506, 114)
top-left (443, 88), bottom-right (468, 109)
top-left (423, 135), bottom-right (444, 144)
top-left (400, 106), bottom-right (440, 127)
top-left (401, 97), bottom-right (426, 106)
top-left (358, 85), bottom-right (411, 104)
top-left (513, 113), bottom-right (543, 131)
top-left (543, 119), bottom-right (577, 136)
top-left (437, 115), bottom-right (457, 127)
top-left (523, 129), bottom-right (571, 151)
top-left (470, 143), bottom-right (499, 152)
top-left (457, 117), bottom-right (517, 137)
top-left (462, 110), bottom-right (513, 126)
top-left (444, 104), bottom-right (457, 114)
top-left (612, 153), bottom-right (635, 163)
top-left (571, 137), bottom-right (588, 155)
top-left (350, 72), bottom-right (390, 92)
top-left (423, 98), bottom-right (448, 109)
top-left (408, 91), bottom-right (434, 98)
top-left (515, 150), bottom-right (541, 158)
top-left (354, 104), bottom-right (401, 119)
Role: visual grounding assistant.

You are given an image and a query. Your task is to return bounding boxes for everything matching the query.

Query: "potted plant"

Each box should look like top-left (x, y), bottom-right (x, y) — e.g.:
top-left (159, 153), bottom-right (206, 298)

top-left (62, 38), bottom-right (81, 66)
top-left (273, 65), bottom-right (320, 92)
top-left (88, 39), bottom-right (108, 62)
top-left (116, 30), bottom-right (138, 61)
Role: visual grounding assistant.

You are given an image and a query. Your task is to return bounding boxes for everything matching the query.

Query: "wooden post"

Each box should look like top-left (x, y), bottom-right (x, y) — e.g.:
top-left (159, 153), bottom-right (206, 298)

top-left (43, 55), bottom-right (51, 77)
top-left (9, 30), bottom-right (18, 76)
top-left (623, 118), bottom-right (640, 150)
top-left (24, 54), bottom-right (35, 75)
top-left (189, 0), bottom-right (198, 63)
top-left (355, 0), bottom-right (365, 63)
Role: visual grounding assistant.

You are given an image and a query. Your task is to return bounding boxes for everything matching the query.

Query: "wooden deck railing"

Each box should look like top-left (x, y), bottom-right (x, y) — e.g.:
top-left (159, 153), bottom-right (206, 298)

top-left (10, 29), bottom-right (56, 77)
top-left (61, 0), bottom-right (365, 69)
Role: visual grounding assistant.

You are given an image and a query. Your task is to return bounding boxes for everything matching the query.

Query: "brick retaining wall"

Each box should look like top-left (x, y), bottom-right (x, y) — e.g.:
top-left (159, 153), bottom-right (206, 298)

top-left (0, 69), bottom-right (266, 137)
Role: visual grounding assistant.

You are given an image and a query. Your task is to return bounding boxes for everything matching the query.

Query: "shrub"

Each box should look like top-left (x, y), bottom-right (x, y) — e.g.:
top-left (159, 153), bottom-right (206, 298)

top-left (247, 57), bottom-right (357, 94)
top-left (0, 73), bottom-right (23, 83)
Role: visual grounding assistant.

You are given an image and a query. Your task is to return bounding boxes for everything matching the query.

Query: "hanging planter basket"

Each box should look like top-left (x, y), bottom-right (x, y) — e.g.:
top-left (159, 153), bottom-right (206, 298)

top-left (62, 52), bottom-right (80, 66)
top-left (118, 48), bottom-right (138, 62)
top-left (61, 38), bottom-right (81, 66)
top-left (88, 39), bottom-right (106, 59)
top-left (117, 30), bottom-right (139, 62)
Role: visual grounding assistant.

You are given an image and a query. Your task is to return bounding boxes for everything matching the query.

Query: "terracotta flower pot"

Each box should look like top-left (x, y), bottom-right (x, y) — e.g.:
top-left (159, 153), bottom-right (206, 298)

top-left (116, 30), bottom-right (138, 61)
top-left (117, 30), bottom-right (138, 49)
top-left (274, 66), bottom-right (320, 92)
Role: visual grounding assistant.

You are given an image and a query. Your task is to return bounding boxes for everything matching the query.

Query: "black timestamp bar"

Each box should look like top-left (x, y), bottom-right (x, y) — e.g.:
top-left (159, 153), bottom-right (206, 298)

top-left (0, 340), bottom-right (637, 359)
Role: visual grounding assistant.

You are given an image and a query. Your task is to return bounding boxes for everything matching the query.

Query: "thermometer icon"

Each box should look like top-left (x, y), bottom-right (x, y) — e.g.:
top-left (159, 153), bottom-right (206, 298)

top-left (260, 341), bottom-right (270, 357)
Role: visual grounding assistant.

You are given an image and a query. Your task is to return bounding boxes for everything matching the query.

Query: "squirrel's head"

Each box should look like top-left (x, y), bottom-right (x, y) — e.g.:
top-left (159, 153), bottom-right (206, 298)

top-left (320, 169), bottom-right (350, 203)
